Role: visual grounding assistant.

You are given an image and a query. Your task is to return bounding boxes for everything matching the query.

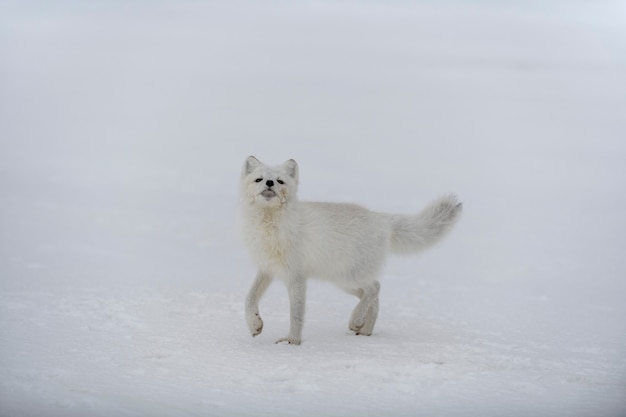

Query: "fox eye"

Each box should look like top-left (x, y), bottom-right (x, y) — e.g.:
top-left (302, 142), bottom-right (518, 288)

top-left (255, 178), bottom-right (263, 183)
top-left (277, 179), bottom-right (284, 185)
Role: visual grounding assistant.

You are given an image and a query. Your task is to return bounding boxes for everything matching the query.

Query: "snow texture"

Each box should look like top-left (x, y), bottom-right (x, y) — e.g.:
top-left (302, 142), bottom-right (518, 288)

top-left (1, 1), bottom-right (626, 416)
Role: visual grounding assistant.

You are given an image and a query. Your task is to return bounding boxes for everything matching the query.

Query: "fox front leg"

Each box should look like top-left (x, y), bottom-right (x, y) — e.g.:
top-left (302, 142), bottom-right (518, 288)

top-left (245, 271), bottom-right (272, 337)
top-left (276, 275), bottom-right (306, 345)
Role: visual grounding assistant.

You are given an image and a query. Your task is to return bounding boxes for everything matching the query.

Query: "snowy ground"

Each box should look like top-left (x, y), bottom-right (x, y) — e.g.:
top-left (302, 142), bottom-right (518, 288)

top-left (1, 1), bottom-right (626, 416)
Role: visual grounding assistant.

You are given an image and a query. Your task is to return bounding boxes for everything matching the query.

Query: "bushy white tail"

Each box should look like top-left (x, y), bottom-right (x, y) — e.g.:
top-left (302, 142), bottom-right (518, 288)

top-left (388, 194), bottom-right (462, 254)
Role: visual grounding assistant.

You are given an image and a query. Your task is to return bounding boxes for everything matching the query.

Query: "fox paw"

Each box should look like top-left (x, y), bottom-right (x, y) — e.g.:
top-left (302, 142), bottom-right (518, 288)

top-left (349, 320), bottom-right (364, 333)
top-left (275, 336), bottom-right (301, 345)
top-left (350, 322), bottom-right (373, 336)
top-left (247, 313), bottom-right (263, 337)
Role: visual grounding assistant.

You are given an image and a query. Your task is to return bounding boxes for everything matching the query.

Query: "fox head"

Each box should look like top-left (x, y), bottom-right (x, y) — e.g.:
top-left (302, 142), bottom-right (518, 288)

top-left (241, 156), bottom-right (299, 209)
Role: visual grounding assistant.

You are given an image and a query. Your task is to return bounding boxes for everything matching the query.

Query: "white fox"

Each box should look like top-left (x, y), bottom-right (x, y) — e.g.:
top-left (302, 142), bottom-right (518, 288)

top-left (240, 156), bottom-right (462, 345)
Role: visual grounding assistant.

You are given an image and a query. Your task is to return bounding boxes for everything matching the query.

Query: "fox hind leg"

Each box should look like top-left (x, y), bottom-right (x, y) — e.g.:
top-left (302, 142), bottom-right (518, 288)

top-left (348, 281), bottom-right (380, 336)
top-left (357, 293), bottom-right (379, 336)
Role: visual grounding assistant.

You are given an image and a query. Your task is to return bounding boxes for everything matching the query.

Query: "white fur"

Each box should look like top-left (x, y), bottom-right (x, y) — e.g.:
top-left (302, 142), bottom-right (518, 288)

top-left (240, 156), bottom-right (462, 345)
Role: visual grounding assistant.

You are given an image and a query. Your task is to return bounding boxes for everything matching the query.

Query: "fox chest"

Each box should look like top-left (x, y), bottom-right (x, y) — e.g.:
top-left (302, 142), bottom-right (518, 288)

top-left (246, 221), bottom-right (295, 271)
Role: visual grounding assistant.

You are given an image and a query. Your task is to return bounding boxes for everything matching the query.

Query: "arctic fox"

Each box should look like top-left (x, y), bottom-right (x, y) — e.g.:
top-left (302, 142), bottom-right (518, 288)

top-left (240, 156), bottom-right (462, 345)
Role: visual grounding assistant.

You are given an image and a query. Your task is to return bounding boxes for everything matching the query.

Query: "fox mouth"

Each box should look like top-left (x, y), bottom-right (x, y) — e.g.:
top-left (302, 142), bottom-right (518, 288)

top-left (261, 189), bottom-right (277, 199)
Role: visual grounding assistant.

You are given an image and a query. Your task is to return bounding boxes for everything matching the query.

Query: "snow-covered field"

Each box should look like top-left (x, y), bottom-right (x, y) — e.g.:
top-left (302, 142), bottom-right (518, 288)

top-left (1, 1), bottom-right (626, 416)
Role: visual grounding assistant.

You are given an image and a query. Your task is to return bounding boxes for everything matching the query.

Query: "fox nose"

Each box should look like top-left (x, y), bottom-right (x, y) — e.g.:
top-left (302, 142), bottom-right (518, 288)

top-left (266, 180), bottom-right (274, 187)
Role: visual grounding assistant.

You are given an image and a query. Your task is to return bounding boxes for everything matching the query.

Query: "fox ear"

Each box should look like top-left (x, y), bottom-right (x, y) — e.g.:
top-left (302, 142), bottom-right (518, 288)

top-left (283, 159), bottom-right (298, 180)
top-left (243, 155), bottom-right (262, 176)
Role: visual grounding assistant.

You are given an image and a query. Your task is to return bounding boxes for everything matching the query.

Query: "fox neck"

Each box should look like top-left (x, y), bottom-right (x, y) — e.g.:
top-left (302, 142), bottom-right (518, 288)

top-left (258, 200), bottom-right (295, 224)
top-left (242, 196), bottom-right (295, 225)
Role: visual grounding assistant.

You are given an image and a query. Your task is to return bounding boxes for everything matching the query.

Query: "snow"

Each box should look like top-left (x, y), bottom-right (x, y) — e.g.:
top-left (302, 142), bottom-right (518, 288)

top-left (1, 1), bottom-right (626, 416)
